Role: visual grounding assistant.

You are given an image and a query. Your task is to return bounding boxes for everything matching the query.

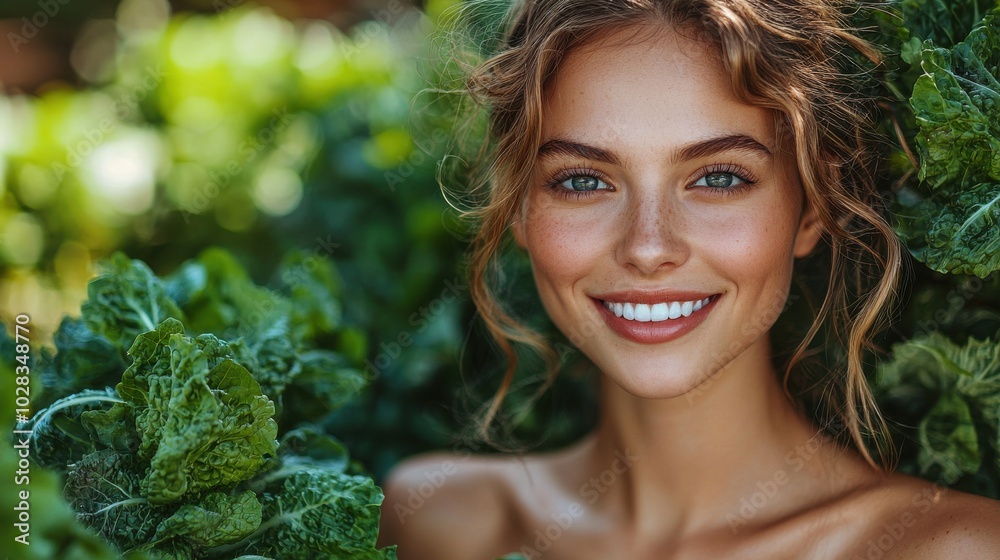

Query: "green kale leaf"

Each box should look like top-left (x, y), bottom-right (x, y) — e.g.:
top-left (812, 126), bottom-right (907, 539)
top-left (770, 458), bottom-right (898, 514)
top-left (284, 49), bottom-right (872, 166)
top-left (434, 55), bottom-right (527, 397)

top-left (249, 426), bottom-right (351, 491)
top-left (875, 332), bottom-right (1000, 487)
top-left (37, 317), bottom-right (127, 408)
top-left (899, 11), bottom-right (1000, 277)
top-left (226, 319), bottom-right (302, 404)
top-left (166, 248), bottom-right (303, 402)
top-left (29, 388), bottom-right (124, 469)
top-left (82, 400), bottom-right (142, 454)
top-left (25, 247), bottom-right (385, 557)
top-left (277, 350), bottom-right (367, 426)
top-left (911, 40), bottom-right (1000, 189)
top-left (153, 490), bottom-right (262, 548)
top-left (164, 247), bottom-right (289, 341)
top-left (112, 318), bottom-right (279, 505)
top-left (918, 390), bottom-right (982, 482)
top-left (278, 425), bottom-right (350, 474)
top-left (277, 249), bottom-right (344, 342)
top-left (81, 253), bottom-right (187, 353)
top-left (65, 449), bottom-right (164, 551)
top-left (212, 470), bottom-right (395, 560)
top-left (897, 0), bottom-right (997, 49)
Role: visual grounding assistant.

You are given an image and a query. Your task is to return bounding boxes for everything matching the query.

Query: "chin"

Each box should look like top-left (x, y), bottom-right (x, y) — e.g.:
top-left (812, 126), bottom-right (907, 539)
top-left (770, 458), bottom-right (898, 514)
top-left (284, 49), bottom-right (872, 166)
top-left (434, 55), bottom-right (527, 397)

top-left (598, 356), bottom-right (720, 400)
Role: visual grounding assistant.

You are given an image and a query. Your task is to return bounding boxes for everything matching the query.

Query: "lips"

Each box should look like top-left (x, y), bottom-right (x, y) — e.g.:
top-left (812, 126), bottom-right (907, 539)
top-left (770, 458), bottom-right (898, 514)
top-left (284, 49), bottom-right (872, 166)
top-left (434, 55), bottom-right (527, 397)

top-left (590, 292), bottom-right (721, 344)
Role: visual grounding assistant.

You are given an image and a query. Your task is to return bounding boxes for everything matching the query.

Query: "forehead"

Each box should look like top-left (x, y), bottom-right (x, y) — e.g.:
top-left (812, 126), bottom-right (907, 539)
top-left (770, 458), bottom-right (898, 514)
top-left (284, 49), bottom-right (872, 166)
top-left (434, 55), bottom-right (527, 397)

top-left (540, 25), bottom-right (777, 158)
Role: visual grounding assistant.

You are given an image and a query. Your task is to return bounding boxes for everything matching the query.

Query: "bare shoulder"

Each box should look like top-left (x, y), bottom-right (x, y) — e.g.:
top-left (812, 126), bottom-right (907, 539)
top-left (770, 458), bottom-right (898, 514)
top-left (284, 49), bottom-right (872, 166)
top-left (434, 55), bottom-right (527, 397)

top-left (845, 472), bottom-right (1000, 559)
top-left (377, 451), bottom-right (516, 560)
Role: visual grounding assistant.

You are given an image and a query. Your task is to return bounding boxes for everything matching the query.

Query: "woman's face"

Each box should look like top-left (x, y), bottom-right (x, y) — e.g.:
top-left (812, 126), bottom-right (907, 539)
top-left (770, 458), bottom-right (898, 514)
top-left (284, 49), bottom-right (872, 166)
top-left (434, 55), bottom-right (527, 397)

top-left (513, 25), bottom-right (823, 398)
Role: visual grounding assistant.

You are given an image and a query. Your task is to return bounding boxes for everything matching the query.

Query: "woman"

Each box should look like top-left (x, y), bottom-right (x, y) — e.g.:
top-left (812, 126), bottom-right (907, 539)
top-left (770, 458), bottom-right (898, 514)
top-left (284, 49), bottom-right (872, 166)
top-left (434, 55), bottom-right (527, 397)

top-left (377, 0), bottom-right (1000, 558)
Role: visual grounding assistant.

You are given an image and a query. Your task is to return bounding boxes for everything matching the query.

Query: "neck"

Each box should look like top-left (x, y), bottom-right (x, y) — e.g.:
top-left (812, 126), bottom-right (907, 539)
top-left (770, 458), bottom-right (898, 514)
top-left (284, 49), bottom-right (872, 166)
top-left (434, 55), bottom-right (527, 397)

top-left (576, 336), bottom-right (873, 537)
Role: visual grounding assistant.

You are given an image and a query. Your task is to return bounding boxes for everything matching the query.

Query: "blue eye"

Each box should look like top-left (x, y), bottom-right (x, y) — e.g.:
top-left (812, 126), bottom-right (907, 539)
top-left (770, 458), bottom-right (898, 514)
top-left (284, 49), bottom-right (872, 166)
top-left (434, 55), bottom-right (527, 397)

top-left (694, 172), bottom-right (747, 189)
top-left (557, 174), bottom-right (610, 192)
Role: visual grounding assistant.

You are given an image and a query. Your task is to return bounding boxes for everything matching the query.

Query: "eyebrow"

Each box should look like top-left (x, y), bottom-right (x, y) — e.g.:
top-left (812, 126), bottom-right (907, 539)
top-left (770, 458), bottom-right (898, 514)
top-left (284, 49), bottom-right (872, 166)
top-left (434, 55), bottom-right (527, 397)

top-left (536, 134), bottom-right (773, 166)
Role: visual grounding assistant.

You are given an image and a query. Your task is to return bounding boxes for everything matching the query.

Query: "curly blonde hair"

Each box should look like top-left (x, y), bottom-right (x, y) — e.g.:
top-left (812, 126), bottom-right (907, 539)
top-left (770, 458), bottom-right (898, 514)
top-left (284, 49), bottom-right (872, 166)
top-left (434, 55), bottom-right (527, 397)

top-left (440, 0), bottom-right (905, 468)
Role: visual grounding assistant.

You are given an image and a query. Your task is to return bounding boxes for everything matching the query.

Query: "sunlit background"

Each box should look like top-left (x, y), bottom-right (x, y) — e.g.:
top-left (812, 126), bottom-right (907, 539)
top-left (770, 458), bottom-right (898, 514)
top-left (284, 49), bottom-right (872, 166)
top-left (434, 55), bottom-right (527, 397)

top-left (0, 0), bottom-right (450, 332)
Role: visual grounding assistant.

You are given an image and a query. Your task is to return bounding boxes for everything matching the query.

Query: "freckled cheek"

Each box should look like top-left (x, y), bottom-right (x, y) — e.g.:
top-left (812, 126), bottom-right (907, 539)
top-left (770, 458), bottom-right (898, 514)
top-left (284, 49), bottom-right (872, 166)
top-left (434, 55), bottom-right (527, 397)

top-left (691, 210), bottom-right (796, 288)
top-left (523, 200), bottom-right (614, 296)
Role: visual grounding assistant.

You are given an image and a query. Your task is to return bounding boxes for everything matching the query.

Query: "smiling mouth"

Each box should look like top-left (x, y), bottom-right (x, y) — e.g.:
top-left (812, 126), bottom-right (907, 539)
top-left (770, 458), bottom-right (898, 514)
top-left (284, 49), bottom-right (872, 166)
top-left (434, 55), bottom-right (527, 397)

top-left (591, 293), bottom-right (721, 344)
top-left (599, 296), bottom-right (715, 322)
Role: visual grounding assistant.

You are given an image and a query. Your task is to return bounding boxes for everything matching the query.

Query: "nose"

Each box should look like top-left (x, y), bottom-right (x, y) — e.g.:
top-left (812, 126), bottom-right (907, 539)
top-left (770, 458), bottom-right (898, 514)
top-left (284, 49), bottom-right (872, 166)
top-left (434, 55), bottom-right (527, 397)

top-left (616, 189), bottom-right (689, 275)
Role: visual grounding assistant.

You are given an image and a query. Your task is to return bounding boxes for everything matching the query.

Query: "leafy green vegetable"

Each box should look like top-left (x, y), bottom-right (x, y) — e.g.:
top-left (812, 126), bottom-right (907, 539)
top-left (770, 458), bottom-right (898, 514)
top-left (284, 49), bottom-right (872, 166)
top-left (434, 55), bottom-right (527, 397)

top-left (277, 425), bottom-right (350, 474)
top-left (0, 329), bottom-right (122, 560)
top-left (875, 332), bottom-right (1000, 492)
top-left (83, 400), bottom-right (142, 454)
top-left (66, 449), bottom-right (164, 551)
top-left (918, 391), bottom-right (982, 481)
top-left (28, 387), bottom-right (124, 469)
top-left (108, 318), bottom-right (279, 505)
top-left (81, 253), bottom-right (187, 352)
top-left (28, 249), bottom-right (395, 558)
top-left (164, 246), bottom-right (367, 419)
top-left (898, 10), bottom-right (1000, 277)
top-left (153, 491), bottom-right (262, 548)
top-left (37, 317), bottom-right (127, 408)
top-left (167, 248), bottom-right (303, 404)
top-left (897, 0), bottom-right (996, 48)
top-left (246, 426), bottom-right (355, 492)
top-left (277, 249), bottom-right (344, 342)
top-left (165, 248), bottom-right (289, 341)
top-left (278, 350), bottom-right (367, 425)
top-left (214, 470), bottom-right (395, 560)
top-left (910, 35), bottom-right (1000, 189)
top-left (226, 322), bottom-right (302, 404)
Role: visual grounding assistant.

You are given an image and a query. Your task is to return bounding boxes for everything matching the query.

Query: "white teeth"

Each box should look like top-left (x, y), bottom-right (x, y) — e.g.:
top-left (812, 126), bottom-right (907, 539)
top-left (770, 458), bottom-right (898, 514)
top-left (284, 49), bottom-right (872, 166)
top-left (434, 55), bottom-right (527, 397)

top-left (668, 301), bottom-right (681, 319)
top-left (650, 303), bottom-right (668, 321)
top-left (602, 296), bottom-right (714, 322)
top-left (681, 300), bottom-right (694, 317)
top-left (634, 303), bottom-right (651, 322)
